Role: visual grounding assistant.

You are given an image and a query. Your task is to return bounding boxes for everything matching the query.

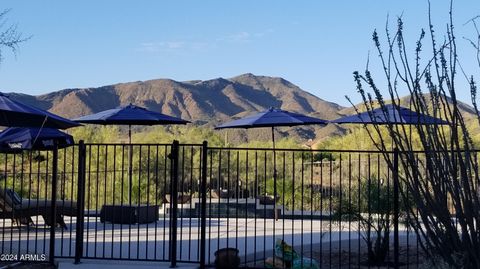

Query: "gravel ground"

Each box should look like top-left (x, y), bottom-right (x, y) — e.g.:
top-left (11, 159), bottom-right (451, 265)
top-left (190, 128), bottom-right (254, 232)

top-left (247, 241), bottom-right (426, 269)
top-left (310, 245), bottom-right (425, 269)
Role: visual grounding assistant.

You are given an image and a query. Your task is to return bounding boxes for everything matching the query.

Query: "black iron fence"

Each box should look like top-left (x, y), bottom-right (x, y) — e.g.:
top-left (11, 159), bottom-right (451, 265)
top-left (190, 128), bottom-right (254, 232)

top-left (0, 140), bottom-right (436, 268)
top-left (0, 144), bottom-right (79, 263)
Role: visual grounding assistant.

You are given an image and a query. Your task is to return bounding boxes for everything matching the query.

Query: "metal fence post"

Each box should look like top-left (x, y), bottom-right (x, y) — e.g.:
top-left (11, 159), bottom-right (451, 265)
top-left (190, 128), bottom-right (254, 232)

top-left (170, 140), bottom-right (180, 268)
top-left (393, 148), bottom-right (400, 269)
top-left (199, 141), bottom-right (208, 269)
top-left (75, 141), bottom-right (87, 264)
top-left (49, 142), bottom-right (59, 263)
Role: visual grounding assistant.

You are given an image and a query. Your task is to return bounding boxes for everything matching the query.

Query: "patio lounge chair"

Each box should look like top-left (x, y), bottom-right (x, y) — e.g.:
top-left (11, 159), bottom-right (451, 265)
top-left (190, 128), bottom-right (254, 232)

top-left (210, 188), bottom-right (231, 199)
top-left (164, 193), bottom-right (192, 204)
top-left (0, 187), bottom-right (77, 229)
top-left (258, 194), bottom-right (278, 205)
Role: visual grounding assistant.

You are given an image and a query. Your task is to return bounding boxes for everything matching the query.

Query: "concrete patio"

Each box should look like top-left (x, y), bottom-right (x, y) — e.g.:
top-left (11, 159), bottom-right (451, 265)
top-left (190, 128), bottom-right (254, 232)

top-left (1, 214), bottom-right (416, 268)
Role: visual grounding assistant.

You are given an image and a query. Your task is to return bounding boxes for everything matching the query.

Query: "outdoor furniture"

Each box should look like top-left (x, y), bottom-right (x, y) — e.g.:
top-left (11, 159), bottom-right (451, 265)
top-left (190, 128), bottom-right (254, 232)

top-left (100, 204), bottom-right (159, 224)
top-left (215, 248), bottom-right (240, 269)
top-left (210, 188), bottom-right (231, 199)
top-left (164, 193), bottom-right (192, 204)
top-left (0, 187), bottom-right (77, 228)
top-left (258, 194), bottom-right (278, 205)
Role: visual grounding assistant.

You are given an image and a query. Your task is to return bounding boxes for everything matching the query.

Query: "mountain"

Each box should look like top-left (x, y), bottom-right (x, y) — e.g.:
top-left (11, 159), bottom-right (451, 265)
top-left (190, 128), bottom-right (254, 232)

top-left (6, 73), bottom-right (347, 143)
top-left (7, 74), bottom-right (479, 145)
top-left (339, 94), bottom-right (477, 116)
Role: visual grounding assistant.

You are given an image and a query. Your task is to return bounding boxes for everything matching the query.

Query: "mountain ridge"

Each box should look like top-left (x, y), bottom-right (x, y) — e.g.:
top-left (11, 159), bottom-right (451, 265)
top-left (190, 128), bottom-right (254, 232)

top-left (6, 73), bottom-right (346, 143)
top-left (9, 73), bottom-right (345, 120)
top-left (6, 73), bottom-right (476, 145)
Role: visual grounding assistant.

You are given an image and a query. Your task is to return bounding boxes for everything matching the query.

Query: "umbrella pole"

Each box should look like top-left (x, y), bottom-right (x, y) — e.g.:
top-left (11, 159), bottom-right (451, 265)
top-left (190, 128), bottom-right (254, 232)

top-left (224, 130), bottom-right (228, 147)
top-left (129, 124), bottom-right (132, 144)
top-left (272, 126), bottom-right (278, 221)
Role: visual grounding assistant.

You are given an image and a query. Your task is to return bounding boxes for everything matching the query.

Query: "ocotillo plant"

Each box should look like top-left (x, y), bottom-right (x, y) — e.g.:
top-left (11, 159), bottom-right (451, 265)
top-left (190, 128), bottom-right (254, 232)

top-left (349, 2), bottom-right (480, 268)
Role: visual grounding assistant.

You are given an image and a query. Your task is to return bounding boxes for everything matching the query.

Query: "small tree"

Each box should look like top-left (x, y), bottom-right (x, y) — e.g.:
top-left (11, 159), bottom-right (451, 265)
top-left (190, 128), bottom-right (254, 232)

top-left (351, 1), bottom-right (480, 268)
top-left (0, 9), bottom-right (29, 64)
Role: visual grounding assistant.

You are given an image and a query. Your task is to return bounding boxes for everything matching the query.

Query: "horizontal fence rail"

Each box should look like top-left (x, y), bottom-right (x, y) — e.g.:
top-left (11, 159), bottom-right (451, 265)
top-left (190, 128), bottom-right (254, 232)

top-left (1, 141), bottom-right (461, 268)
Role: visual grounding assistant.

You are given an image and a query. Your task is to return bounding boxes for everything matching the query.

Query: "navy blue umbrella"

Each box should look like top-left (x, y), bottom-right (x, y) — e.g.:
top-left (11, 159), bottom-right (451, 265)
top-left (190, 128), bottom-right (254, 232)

top-left (0, 93), bottom-right (80, 129)
top-left (331, 103), bottom-right (448, 262)
top-left (74, 104), bottom-right (189, 143)
top-left (216, 107), bottom-right (328, 220)
top-left (216, 107), bottom-right (329, 129)
top-left (215, 107), bottom-right (328, 152)
top-left (0, 127), bottom-right (74, 152)
top-left (332, 104), bottom-right (449, 125)
top-left (74, 104), bottom-right (189, 203)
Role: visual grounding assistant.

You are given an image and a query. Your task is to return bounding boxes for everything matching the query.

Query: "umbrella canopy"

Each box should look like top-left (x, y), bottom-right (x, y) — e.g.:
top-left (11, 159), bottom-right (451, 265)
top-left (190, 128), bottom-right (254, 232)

top-left (73, 104), bottom-right (189, 143)
top-left (73, 104), bottom-right (190, 126)
top-left (0, 93), bottom-right (81, 129)
top-left (331, 103), bottom-right (448, 265)
top-left (331, 104), bottom-right (449, 125)
top-left (215, 107), bottom-right (328, 129)
top-left (215, 107), bottom-right (327, 221)
top-left (0, 127), bottom-right (74, 152)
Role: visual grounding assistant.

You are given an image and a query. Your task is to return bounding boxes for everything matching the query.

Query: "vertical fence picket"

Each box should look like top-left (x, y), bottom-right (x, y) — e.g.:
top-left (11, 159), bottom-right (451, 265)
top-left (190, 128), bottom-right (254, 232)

top-left (199, 141), bottom-right (208, 269)
top-left (169, 140), bottom-right (179, 268)
top-left (49, 143), bottom-right (58, 263)
top-left (75, 141), bottom-right (86, 264)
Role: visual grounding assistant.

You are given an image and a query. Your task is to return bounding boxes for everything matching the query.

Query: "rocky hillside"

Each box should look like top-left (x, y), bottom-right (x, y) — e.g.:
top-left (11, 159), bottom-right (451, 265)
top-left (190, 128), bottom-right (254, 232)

top-left (7, 73), bottom-right (347, 143)
top-left (8, 74), bottom-right (478, 145)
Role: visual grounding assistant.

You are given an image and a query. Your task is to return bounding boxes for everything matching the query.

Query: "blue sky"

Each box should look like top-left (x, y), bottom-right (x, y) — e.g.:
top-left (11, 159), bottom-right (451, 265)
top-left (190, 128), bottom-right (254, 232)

top-left (0, 1), bottom-right (478, 106)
